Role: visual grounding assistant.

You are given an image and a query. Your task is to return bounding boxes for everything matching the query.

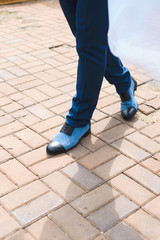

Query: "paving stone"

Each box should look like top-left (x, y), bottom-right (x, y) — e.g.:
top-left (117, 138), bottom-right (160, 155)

top-left (0, 148), bottom-right (12, 163)
top-left (125, 209), bottom-right (160, 240)
top-left (4, 229), bottom-right (34, 240)
top-left (0, 172), bottom-right (17, 197)
top-left (139, 104), bottom-right (154, 115)
top-left (114, 114), bottom-right (147, 130)
top-left (126, 132), bottom-right (160, 154)
top-left (30, 154), bottom-right (74, 177)
top-left (0, 180), bottom-right (49, 211)
top-left (17, 146), bottom-right (47, 166)
top-left (12, 192), bottom-right (64, 227)
top-left (101, 102), bottom-right (120, 116)
top-left (31, 115), bottom-right (64, 133)
top-left (0, 135), bottom-right (31, 157)
top-left (109, 174), bottom-right (155, 205)
top-left (80, 134), bottom-right (106, 152)
top-left (97, 95), bottom-right (119, 109)
top-left (0, 114), bottom-right (14, 127)
top-left (15, 128), bottom-right (47, 149)
top-left (78, 146), bottom-right (119, 170)
top-left (111, 139), bottom-right (150, 162)
top-left (0, 82), bottom-right (17, 95)
top-left (146, 97), bottom-right (160, 109)
top-left (140, 122), bottom-right (160, 138)
top-left (125, 165), bottom-right (160, 194)
top-left (143, 196), bottom-right (160, 220)
top-left (0, 120), bottom-right (25, 138)
top-left (99, 124), bottom-right (135, 144)
top-left (93, 154), bottom-right (135, 181)
top-left (67, 144), bottom-right (90, 161)
top-left (27, 104), bottom-right (53, 120)
top-left (141, 158), bottom-right (160, 173)
top-left (94, 236), bottom-right (107, 240)
top-left (27, 216), bottom-right (71, 240)
top-left (104, 222), bottom-right (144, 240)
top-left (50, 205), bottom-right (99, 240)
top-left (0, 159), bottom-right (37, 186)
top-left (42, 171), bottom-right (84, 202)
top-left (71, 184), bottom-right (119, 217)
top-left (1, 102), bottom-right (23, 114)
top-left (154, 152), bottom-right (160, 161)
top-left (87, 195), bottom-right (138, 232)
top-left (62, 162), bottom-right (103, 190)
top-left (91, 117), bottom-right (120, 135)
top-left (0, 206), bottom-right (20, 239)
top-left (92, 109), bottom-right (107, 121)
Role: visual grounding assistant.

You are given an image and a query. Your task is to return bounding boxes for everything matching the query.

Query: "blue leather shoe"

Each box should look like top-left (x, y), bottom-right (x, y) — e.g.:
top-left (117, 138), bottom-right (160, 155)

top-left (120, 78), bottom-right (138, 120)
top-left (46, 122), bottom-right (90, 155)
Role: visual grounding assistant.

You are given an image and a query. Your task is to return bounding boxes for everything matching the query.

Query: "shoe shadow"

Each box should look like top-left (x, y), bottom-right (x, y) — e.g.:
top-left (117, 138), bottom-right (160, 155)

top-left (35, 115), bottom-right (142, 240)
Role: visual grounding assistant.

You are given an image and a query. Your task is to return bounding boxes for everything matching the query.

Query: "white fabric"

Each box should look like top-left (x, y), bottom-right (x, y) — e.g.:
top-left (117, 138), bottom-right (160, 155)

top-left (108, 0), bottom-right (160, 75)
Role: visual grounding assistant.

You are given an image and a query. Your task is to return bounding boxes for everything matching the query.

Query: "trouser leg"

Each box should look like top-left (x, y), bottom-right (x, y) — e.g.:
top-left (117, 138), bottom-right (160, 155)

top-left (104, 43), bottom-right (131, 94)
top-left (59, 0), bottom-right (131, 127)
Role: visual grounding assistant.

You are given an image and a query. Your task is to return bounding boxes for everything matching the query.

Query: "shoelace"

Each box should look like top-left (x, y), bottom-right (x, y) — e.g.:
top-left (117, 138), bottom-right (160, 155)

top-left (60, 122), bottom-right (74, 136)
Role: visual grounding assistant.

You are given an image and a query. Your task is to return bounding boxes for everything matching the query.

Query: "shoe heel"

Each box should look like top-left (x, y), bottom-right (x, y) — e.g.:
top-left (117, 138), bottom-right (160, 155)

top-left (132, 78), bottom-right (137, 91)
top-left (83, 129), bottom-right (91, 138)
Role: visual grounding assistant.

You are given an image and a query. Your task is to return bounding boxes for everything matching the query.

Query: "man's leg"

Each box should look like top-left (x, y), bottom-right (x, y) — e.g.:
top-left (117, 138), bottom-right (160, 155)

top-left (66, 0), bottom-right (109, 127)
top-left (47, 0), bottom-right (109, 154)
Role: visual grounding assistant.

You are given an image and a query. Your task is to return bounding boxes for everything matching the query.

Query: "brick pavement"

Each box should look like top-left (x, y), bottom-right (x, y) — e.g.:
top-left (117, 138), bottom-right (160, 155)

top-left (0, 0), bottom-right (160, 239)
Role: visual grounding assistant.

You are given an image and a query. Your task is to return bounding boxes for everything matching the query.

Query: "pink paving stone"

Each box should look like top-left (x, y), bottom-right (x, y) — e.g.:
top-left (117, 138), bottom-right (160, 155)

top-left (27, 216), bottom-right (71, 240)
top-left (99, 123), bottom-right (135, 144)
top-left (42, 171), bottom-right (85, 202)
top-left (0, 148), bottom-right (12, 163)
top-left (108, 174), bottom-right (155, 206)
top-left (30, 115), bottom-right (64, 133)
top-left (27, 104), bottom-right (54, 120)
top-left (80, 134), bottom-right (106, 152)
top-left (111, 138), bottom-right (150, 162)
top-left (0, 206), bottom-right (20, 239)
top-left (30, 154), bottom-right (74, 177)
top-left (125, 165), bottom-right (160, 194)
top-left (125, 209), bottom-right (160, 240)
top-left (0, 135), bottom-right (31, 157)
top-left (93, 154), bottom-right (135, 181)
top-left (78, 145), bottom-right (119, 170)
top-left (0, 172), bottom-right (17, 197)
top-left (143, 196), bottom-right (160, 220)
top-left (0, 114), bottom-right (14, 127)
top-left (140, 122), bottom-right (160, 138)
top-left (153, 152), bottom-right (160, 161)
top-left (15, 128), bottom-right (47, 149)
top-left (146, 97), bottom-right (160, 109)
top-left (0, 82), bottom-right (17, 95)
top-left (91, 117), bottom-right (120, 135)
top-left (67, 143), bottom-right (90, 160)
top-left (141, 158), bottom-right (160, 173)
top-left (114, 113), bottom-right (148, 130)
top-left (0, 120), bottom-right (25, 138)
top-left (4, 229), bottom-right (35, 240)
top-left (125, 132), bottom-right (160, 155)
top-left (0, 159), bottom-right (37, 187)
top-left (17, 146), bottom-right (47, 167)
top-left (0, 180), bottom-right (49, 211)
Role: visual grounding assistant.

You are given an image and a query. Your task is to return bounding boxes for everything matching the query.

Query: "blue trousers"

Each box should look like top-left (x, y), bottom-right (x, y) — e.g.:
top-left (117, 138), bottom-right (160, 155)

top-left (59, 0), bottom-right (131, 127)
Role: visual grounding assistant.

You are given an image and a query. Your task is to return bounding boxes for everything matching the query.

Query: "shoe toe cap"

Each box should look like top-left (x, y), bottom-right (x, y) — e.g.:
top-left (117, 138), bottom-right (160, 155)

top-left (46, 140), bottom-right (65, 155)
top-left (122, 107), bottom-right (137, 120)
